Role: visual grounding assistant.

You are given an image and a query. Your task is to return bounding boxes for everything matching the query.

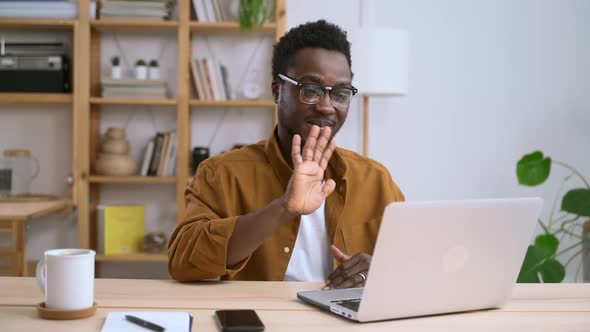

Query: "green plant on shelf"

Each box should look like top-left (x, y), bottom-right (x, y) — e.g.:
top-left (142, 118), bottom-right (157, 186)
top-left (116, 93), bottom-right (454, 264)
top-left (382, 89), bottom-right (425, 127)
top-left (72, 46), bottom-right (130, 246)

top-left (516, 151), bottom-right (590, 283)
top-left (111, 56), bottom-right (120, 67)
top-left (239, 0), bottom-right (273, 31)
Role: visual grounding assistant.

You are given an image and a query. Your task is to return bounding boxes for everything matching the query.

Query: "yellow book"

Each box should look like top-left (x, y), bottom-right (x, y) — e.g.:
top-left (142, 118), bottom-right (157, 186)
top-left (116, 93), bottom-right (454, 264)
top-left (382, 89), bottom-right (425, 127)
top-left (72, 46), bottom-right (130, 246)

top-left (104, 205), bottom-right (145, 255)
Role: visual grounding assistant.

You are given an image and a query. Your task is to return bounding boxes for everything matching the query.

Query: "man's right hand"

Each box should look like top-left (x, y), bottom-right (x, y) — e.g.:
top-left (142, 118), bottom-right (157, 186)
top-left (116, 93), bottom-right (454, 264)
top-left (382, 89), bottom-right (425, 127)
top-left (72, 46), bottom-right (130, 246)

top-left (282, 125), bottom-right (337, 216)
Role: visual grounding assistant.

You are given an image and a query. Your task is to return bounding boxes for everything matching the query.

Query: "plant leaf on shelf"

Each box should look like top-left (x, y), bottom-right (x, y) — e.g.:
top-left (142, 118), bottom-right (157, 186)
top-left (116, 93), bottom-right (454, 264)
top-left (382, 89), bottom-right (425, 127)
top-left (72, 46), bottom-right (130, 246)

top-left (561, 188), bottom-right (590, 217)
top-left (534, 233), bottom-right (559, 257)
top-left (516, 151), bottom-right (551, 186)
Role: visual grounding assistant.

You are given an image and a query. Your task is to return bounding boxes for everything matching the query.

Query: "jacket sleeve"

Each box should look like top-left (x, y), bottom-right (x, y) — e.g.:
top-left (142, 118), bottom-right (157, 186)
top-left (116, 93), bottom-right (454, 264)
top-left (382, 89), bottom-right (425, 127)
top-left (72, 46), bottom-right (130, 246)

top-left (168, 163), bottom-right (251, 282)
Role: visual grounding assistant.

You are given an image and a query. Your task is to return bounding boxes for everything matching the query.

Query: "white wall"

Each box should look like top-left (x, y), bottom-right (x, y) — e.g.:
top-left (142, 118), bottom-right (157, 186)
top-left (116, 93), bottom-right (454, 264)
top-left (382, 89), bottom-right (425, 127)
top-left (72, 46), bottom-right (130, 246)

top-left (2, 0), bottom-right (588, 280)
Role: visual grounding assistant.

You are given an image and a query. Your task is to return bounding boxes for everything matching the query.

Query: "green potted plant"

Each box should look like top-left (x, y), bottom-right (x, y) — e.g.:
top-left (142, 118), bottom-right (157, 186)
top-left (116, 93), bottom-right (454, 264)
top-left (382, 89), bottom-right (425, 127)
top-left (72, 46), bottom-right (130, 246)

top-left (135, 59), bottom-right (147, 80)
top-left (238, 0), bottom-right (273, 31)
top-left (148, 59), bottom-right (160, 80)
top-left (516, 151), bottom-right (590, 282)
top-left (111, 56), bottom-right (122, 79)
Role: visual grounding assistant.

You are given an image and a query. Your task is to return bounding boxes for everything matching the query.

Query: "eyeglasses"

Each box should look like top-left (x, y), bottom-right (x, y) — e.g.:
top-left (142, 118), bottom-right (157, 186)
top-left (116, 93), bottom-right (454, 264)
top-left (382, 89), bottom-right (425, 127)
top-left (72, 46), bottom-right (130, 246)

top-left (278, 74), bottom-right (358, 108)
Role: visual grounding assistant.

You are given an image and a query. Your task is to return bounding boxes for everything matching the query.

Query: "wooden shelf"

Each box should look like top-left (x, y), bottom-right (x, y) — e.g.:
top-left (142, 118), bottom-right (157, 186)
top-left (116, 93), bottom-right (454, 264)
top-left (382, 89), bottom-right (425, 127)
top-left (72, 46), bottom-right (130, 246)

top-left (189, 99), bottom-right (276, 107)
top-left (90, 97), bottom-right (177, 106)
top-left (0, 93), bottom-right (73, 105)
top-left (88, 176), bottom-right (177, 184)
top-left (90, 19), bottom-right (178, 32)
top-left (95, 253), bottom-right (167, 262)
top-left (189, 21), bottom-right (276, 34)
top-left (0, 18), bottom-right (76, 30)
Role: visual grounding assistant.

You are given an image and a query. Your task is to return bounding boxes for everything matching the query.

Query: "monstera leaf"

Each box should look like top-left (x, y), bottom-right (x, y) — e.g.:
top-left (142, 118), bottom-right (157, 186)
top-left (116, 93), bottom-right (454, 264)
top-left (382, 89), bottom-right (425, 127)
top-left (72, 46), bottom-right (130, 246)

top-left (517, 151), bottom-right (551, 186)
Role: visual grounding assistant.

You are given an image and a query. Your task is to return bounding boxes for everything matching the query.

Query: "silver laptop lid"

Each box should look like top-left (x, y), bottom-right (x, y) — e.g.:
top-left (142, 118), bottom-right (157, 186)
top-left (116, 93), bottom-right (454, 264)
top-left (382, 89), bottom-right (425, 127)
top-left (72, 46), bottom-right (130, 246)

top-left (357, 197), bottom-right (542, 322)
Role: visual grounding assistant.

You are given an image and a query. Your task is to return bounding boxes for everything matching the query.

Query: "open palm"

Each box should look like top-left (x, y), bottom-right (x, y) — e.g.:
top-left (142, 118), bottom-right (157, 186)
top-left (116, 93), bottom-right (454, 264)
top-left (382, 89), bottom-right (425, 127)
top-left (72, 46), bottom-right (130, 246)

top-left (283, 125), bottom-right (337, 215)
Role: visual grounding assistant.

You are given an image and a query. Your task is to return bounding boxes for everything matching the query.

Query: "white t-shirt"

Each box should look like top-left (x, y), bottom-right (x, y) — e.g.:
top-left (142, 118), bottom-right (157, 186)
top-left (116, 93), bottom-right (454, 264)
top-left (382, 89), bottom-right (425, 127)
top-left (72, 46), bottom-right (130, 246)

top-left (284, 202), bottom-right (333, 281)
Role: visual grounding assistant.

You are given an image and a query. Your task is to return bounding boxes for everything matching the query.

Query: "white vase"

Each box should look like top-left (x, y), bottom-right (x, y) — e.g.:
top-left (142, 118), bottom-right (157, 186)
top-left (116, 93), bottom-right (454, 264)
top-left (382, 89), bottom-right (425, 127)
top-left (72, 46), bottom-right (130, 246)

top-left (148, 67), bottom-right (160, 80)
top-left (111, 66), bottom-right (122, 79)
top-left (135, 66), bottom-right (147, 80)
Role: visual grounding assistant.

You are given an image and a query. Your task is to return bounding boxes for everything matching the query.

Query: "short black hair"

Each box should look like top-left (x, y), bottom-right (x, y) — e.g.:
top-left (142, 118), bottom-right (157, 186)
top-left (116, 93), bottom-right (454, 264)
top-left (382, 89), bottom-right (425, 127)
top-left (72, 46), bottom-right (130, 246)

top-left (272, 19), bottom-right (352, 80)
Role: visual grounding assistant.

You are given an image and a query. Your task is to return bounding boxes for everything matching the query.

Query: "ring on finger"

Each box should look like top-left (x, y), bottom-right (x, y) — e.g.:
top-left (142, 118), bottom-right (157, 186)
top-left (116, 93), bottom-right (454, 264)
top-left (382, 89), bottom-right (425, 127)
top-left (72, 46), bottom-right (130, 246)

top-left (357, 272), bottom-right (366, 282)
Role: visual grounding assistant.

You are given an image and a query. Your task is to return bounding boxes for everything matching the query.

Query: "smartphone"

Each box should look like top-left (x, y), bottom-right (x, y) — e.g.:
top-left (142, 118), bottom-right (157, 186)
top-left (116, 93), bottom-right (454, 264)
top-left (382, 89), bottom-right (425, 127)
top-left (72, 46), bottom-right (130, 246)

top-left (214, 309), bottom-right (265, 332)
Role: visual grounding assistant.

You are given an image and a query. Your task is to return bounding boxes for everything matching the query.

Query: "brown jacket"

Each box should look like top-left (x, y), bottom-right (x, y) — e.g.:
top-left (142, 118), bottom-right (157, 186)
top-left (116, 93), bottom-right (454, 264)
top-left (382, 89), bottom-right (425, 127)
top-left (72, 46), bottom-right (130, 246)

top-left (168, 130), bottom-right (404, 282)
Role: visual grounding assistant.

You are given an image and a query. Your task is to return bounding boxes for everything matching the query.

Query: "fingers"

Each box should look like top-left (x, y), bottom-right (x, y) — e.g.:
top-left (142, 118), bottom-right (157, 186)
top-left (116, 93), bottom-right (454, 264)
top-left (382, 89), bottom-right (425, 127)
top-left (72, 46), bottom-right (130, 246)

top-left (336, 270), bottom-right (368, 289)
top-left (312, 126), bottom-right (332, 163)
top-left (291, 134), bottom-right (303, 165)
top-left (319, 139), bottom-right (336, 171)
top-left (302, 125), bottom-right (335, 169)
top-left (325, 253), bottom-right (371, 290)
top-left (322, 179), bottom-right (336, 198)
top-left (302, 125), bottom-right (320, 161)
top-left (329, 245), bottom-right (350, 262)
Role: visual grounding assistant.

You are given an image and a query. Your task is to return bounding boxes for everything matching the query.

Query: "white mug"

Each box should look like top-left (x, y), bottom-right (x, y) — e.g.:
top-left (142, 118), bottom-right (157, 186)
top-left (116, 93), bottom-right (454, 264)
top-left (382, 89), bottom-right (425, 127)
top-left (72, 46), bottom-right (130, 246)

top-left (36, 248), bottom-right (96, 310)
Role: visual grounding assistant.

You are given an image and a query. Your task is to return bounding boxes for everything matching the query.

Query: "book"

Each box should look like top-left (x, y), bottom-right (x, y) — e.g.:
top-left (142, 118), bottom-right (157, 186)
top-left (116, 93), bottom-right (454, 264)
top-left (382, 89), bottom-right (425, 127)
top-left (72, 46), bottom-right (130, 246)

top-left (161, 131), bottom-right (176, 176)
top-left (192, 0), bottom-right (208, 22)
top-left (212, 58), bottom-right (227, 100)
top-left (201, 58), bottom-right (216, 100)
top-left (148, 133), bottom-right (164, 176)
top-left (100, 311), bottom-right (193, 332)
top-left (139, 139), bottom-right (155, 176)
top-left (103, 205), bottom-right (145, 255)
top-left (220, 65), bottom-right (232, 100)
top-left (190, 59), bottom-right (205, 99)
top-left (195, 59), bottom-right (210, 99)
top-left (165, 132), bottom-right (177, 176)
top-left (156, 132), bottom-right (170, 176)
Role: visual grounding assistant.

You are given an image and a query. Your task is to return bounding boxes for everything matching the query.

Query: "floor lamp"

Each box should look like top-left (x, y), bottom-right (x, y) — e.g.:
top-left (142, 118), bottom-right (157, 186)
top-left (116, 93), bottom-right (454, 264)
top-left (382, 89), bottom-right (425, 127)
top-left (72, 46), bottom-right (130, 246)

top-left (352, 29), bottom-right (409, 157)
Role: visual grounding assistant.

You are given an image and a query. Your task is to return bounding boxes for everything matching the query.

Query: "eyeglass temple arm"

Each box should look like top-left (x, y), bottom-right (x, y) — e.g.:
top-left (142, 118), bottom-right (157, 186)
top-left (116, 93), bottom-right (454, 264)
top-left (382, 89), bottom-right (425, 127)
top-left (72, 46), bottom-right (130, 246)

top-left (278, 74), bottom-right (298, 86)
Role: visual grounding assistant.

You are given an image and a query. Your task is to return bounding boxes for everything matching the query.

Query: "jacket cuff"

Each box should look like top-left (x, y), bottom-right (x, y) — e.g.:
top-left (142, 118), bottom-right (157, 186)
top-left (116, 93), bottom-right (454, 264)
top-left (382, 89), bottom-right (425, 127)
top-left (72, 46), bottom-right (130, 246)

top-left (188, 216), bottom-right (252, 279)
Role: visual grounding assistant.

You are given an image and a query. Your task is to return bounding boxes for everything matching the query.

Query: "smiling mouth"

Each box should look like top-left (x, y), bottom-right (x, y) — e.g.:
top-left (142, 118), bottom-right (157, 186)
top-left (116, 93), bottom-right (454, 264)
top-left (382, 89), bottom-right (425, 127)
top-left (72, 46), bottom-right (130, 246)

top-left (306, 120), bottom-right (335, 128)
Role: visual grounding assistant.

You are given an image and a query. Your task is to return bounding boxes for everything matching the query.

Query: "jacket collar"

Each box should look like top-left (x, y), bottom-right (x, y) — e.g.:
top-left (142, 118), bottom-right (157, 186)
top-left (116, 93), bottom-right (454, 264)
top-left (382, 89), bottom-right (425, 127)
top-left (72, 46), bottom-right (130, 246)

top-left (264, 127), bottom-right (348, 188)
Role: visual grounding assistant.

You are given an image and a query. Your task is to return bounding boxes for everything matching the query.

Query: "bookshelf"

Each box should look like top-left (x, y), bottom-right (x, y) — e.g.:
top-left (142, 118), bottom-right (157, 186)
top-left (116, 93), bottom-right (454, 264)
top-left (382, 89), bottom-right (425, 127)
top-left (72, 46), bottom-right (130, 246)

top-left (74, 0), bottom-right (287, 265)
top-left (89, 97), bottom-right (177, 106)
top-left (0, 18), bottom-right (76, 30)
top-left (0, 93), bottom-right (73, 105)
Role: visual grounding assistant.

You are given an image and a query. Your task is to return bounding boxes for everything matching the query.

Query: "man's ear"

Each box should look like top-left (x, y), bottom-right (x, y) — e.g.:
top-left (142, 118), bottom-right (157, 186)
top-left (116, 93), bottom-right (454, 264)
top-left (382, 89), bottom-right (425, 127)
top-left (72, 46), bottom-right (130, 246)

top-left (271, 81), bottom-right (280, 104)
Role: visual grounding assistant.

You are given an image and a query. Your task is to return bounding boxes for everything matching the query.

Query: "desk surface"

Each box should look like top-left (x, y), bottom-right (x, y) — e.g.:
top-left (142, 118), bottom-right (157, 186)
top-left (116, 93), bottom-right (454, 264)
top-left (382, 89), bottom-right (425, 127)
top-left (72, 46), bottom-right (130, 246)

top-left (1, 277), bottom-right (589, 331)
top-left (0, 199), bottom-right (72, 221)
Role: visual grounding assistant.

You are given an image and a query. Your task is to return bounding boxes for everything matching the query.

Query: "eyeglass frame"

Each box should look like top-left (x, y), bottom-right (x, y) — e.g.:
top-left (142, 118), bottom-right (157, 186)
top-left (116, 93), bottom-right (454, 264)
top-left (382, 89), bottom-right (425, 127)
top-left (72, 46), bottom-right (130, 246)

top-left (278, 73), bottom-right (358, 108)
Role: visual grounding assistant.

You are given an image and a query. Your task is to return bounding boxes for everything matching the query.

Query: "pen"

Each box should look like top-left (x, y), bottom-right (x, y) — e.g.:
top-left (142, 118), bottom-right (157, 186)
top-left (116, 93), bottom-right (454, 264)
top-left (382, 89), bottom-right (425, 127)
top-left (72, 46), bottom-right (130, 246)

top-left (125, 314), bottom-right (166, 332)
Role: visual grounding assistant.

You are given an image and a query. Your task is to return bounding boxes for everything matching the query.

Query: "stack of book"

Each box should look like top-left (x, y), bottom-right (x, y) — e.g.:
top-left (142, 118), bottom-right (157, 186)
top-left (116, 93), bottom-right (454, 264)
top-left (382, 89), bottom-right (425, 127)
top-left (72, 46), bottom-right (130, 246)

top-left (101, 78), bottom-right (168, 99)
top-left (192, 0), bottom-right (228, 22)
top-left (0, 0), bottom-right (77, 19)
top-left (190, 57), bottom-right (232, 100)
top-left (100, 0), bottom-right (174, 20)
top-left (140, 131), bottom-right (177, 177)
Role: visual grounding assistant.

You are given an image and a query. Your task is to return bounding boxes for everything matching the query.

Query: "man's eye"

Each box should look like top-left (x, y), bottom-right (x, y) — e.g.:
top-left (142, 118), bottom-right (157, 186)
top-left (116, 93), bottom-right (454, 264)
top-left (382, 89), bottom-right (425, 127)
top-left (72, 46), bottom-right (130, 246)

top-left (332, 90), bottom-right (350, 101)
top-left (302, 88), bottom-right (321, 97)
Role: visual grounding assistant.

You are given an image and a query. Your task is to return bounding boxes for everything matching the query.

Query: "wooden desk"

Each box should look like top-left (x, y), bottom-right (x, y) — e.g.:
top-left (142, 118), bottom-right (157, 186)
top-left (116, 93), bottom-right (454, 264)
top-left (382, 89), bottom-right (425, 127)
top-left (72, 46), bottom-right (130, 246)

top-left (0, 200), bottom-right (72, 276)
top-left (0, 277), bottom-right (589, 331)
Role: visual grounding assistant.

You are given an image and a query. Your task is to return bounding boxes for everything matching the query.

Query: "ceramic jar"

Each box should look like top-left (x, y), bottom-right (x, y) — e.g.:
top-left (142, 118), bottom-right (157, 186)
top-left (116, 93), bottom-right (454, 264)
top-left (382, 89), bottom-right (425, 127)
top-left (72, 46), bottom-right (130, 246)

top-left (94, 128), bottom-right (137, 176)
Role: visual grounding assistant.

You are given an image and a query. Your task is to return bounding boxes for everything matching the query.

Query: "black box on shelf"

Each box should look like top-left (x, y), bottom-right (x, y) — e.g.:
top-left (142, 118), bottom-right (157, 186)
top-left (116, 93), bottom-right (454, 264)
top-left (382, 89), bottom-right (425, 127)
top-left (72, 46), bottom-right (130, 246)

top-left (0, 54), bottom-right (71, 93)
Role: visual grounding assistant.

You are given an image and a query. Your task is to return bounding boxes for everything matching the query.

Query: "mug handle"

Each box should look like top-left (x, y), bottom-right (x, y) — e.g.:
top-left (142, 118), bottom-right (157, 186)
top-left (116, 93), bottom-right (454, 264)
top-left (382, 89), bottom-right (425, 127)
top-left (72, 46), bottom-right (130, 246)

top-left (36, 257), bottom-right (46, 293)
top-left (30, 155), bottom-right (40, 180)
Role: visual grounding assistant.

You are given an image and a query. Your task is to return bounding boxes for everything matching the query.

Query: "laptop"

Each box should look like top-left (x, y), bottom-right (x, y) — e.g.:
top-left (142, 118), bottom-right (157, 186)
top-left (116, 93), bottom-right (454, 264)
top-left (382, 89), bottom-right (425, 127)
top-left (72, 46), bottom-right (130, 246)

top-left (297, 197), bottom-right (543, 322)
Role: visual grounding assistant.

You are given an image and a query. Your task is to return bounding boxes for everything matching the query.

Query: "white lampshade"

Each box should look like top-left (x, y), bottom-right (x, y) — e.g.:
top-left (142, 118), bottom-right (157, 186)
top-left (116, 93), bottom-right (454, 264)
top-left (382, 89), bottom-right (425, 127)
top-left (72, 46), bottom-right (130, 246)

top-left (351, 28), bottom-right (409, 96)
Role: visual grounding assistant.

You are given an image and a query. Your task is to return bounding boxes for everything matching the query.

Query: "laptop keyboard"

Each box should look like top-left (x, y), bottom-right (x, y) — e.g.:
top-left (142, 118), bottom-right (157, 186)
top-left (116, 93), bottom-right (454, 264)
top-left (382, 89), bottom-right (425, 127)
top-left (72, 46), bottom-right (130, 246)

top-left (331, 298), bottom-right (361, 312)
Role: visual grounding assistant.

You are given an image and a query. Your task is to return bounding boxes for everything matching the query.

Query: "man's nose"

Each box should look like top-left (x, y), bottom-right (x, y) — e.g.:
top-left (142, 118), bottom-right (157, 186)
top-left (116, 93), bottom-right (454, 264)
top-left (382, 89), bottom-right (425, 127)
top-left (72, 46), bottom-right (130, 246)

top-left (314, 92), bottom-right (336, 115)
